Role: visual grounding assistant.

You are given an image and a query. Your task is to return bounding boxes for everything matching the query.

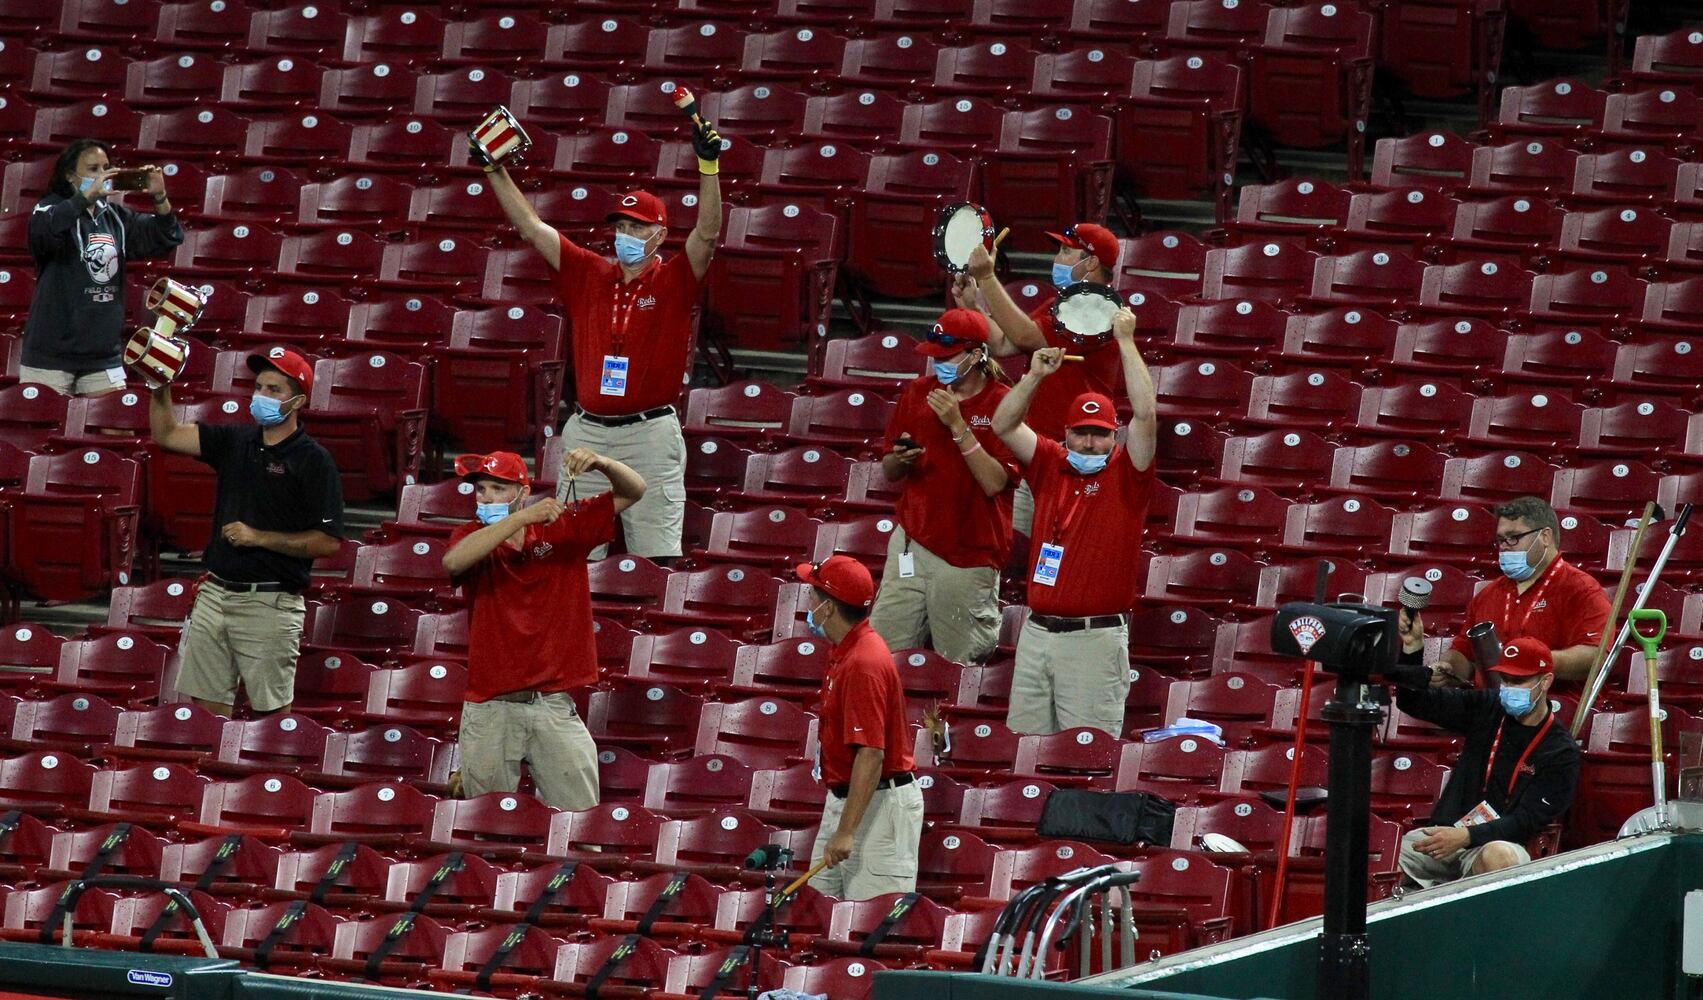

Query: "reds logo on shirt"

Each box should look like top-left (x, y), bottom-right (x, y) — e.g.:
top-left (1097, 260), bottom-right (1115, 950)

top-left (636, 295), bottom-right (657, 310)
top-left (531, 542), bottom-right (554, 559)
top-left (1083, 482), bottom-right (1101, 496)
top-left (970, 415), bottom-right (992, 427)
top-left (265, 461), bottom-right (286, 476)
top-left (1532, 600), bottom-right (1548, 611)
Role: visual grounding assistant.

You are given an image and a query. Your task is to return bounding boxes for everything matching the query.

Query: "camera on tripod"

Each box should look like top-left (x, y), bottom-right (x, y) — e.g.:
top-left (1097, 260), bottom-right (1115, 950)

top-left (1269, 602), bottom-right (1400, 678)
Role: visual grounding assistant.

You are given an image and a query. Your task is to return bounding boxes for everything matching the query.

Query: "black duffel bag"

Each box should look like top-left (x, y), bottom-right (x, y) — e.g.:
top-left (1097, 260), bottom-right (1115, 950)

top-left (1036, 788), bottom-right (1177, 847)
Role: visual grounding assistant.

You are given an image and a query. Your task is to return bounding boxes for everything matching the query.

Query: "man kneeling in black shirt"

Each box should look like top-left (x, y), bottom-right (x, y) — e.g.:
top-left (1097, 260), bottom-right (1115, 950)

top-left (149, 347), bottom-right (345, 717)
top-left (1390, 631), bottom-right (1580, 888)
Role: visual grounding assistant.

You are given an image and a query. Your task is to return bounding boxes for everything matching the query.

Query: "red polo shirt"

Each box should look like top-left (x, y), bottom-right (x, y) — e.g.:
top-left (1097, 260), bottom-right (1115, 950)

top-left (1025, 303), bottom-right (1125, 441)
top-left (1024, 438), bottom-right (1156, 617)
top-left (1449, 556), bottom-right (1609, 688)
top-left (449, 493), bottom-right (618, 701)
top-left (556, 235), bottom-right (699, 417)
top-left (883, 375), bottom-right (1019, 570)
top-left (818, 621), bottom-right (915, 786)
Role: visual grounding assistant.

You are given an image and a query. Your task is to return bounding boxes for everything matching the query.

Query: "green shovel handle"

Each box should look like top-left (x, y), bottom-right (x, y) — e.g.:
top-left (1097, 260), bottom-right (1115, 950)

top-left (1629, 608), bottom-right (1667, 656)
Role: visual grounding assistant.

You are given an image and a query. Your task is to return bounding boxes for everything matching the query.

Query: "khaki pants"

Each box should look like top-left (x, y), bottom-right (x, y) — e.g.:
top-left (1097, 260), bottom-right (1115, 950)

top-left (810, 780), bottom-right (925, 901)
top-left (20, 365), bottom-right (125, 396)
top-left (1013, 480), bottom-right (1034, 537)
top-left (458, 692), bottom-right (601, 811)
top-left (1398, 827), bottom-right (1531, 888)
top-left (1007, 619), bottom-right (1130, 737)
top-left (868, 527), bottom-right (1000, 664)
top-left (175, 583), bottom-right (305, 712)
top-left (557, 410), bottom-right (685, 559)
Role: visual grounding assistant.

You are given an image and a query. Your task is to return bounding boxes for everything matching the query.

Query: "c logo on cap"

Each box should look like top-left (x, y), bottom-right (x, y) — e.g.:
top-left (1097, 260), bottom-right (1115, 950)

top-left (1503, 643), bottom-right (1519, 658)
top-left (621, 195), bottom-right (639, 207)
top-left (269, 347), bottom-right (285, 358)
top-left (1080, 400), bottom-right (1102, 414)
top-left (931, 323), bottom-right (944, 335)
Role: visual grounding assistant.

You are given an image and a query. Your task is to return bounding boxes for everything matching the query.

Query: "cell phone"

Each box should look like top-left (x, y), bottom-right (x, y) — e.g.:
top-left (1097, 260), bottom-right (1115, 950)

top-left (107, 168), bottom-right (152, 192)
top-left (894, 435), bottom-right (919, 451)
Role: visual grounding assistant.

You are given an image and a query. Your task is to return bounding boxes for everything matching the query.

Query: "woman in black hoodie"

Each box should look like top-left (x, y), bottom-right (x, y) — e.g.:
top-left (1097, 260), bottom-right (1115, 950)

top-left (21, 137), bottom-right (185, 396)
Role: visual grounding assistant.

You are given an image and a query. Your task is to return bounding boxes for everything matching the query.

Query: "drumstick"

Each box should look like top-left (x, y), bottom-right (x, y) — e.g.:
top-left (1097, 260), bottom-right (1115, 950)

top-left (1062, 355), bottom-right (1085, 362)
top-left (992, 227), bottom-right (1010, 250)
top-left (782, 859), bottom-right (830, 897)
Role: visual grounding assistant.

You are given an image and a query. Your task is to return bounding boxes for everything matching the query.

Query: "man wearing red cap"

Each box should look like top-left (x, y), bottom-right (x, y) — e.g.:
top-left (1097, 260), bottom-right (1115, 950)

top-left (959, 222), bottom-right (1124, 537)
top-left (443, 447), bottom-right (647, 810)
top-left (798, 556), bottom-right (923, 901)
top-left (1389, 635), bottom-right (1580, 887)
top-left (992, 306), bottom-right (1157, 737)
top-left (870, 308), bottom-right (1019, 665)
top-left (475, 101), bottom-right (725, 561)
top-left (148, 347), bottom-right (344, 717)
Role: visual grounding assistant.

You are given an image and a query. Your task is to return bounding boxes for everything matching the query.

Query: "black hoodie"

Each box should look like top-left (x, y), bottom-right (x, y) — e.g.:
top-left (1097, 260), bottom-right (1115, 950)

top-left (23, 189), bottom-right (184, 373)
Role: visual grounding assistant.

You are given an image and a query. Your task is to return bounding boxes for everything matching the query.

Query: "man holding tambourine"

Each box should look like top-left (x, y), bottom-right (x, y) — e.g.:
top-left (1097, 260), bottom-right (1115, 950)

top-left (991, 306), bottom-right (1158, 738)
top-left (471, 88), bottom-right (723, 562)
top-left (955, 222), bottom-right (1125, 538)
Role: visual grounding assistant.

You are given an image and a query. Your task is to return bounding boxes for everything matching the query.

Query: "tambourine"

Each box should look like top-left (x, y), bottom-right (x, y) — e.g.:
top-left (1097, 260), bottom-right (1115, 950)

top-left (1049, 282), bottom-right (1124, 350)
top-left (932, 201), bottom-right (996, 274)
top-left (144, 276), bottom-right (207, 334)
top-left (123, 325), bottom-right (192, 390)
top-left (471, 105), bottom-right (532, 167)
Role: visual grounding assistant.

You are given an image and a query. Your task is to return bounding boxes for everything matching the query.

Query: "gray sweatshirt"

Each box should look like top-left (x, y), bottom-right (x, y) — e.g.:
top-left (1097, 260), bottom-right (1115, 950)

top-left (23, 190), bottom-right (184, 372)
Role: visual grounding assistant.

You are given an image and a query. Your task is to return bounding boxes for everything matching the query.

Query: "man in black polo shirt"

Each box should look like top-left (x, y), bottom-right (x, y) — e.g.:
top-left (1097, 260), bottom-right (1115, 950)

top-left (148, 347), bottom-right (344, 716)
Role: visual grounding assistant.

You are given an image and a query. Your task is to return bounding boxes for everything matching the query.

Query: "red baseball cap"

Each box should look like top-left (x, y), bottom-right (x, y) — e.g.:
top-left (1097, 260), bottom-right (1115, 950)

top-left (455, 451), bottom-right (532, 487)
top-left (1045, 223), bottom-right (1119, 274)
top-left (1491, 636), bottom-right (1554, 678)
top-left (915, 308), bottom-right (990, 359)
top-left (608, 190), bottom-right (668, 228)
top-left (795, 555), bottom-right (876, 609)
top-left (1067, 392), bottom-right (1118, 431)
top-left (247, 347), bottom-right (314, 396)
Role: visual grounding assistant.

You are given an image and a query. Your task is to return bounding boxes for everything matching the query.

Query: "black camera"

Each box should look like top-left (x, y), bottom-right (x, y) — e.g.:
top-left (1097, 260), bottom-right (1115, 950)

top-left (1270, 601), bottom-right (1399, 678)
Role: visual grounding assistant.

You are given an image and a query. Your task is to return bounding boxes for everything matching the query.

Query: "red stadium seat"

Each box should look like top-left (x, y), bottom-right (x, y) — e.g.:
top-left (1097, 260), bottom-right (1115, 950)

top-left (1467, 140), bottom-right (1579, 199)
top-left (1499, 328), bottom-right (1617, 392)
top-left (1438, 450), bottom-right (1559, 504)
top-left (44, 631), bottom-right (171, 703)
top-left (218, 56), bottom-right (325, 114)
top-left (323, 913), bottom-right (452, 983)
top-left (303, 352), bottom-right (427, 500)
top-left (623, 628), bottom-right (742, 691)
top-left (358, 662), bottom-right (465, 734)
top-left (1200, 241), bottom-right (1319, 305)
top-left (218, 901), bottom-right (341, 974)
top-left (643, 23), bottom-right (749, 80)
top-left (1307, 250), bottom-right (1428, 310)
top-left (1575, 400), bottom-right (1690, 460)
top-left (1385, 503), bottom-right (1500, 568)
top-left (26, 48), bottom-right (130, 102)
top-left (11, 447), bottom-right (141, 603)
top-left (587, 683), bottom-right (704, 757)
top-left (1325, 440), bottom-right (1449, 503)
top-left (642, 754), bottom-right (755, 815)
top-left (542, 16), bottom-right (653, 74)
top-left (1275, 307), bottom-right (1399, 373)
top-left (848, 151), bottom-right (978, 299)
top-left (439, 13), bottom-right (550, 66)
top-left (1570, 148), bottom-right (1683, 207)
top-left (1488, 79), bottom-right (1608, 144)
top-left (1551, 460), bottom-right (1663, 519)
top-left (1386, 316), bottom-right (1502, 384)
top-left (1462, 391), bottom-right (1587, 453)
top-left (1370, 130), bottom-right (1477, 192)
top-left (1248, 3), bottom-right (1376, 173)
top-left (1172, 299), bottom-right (1287, 359)
top-left (1339, 189), bottom-right (1459, 256)
top-left (194, 774), bottom-right (316, 834)
top-left (30, 100), bottom-right (144, 152)
top-left (1122, 55), bottom-right (1244, 214)
top-left (1231, 179), bottom-right (1352, 243)
top-left (1211, 430), bottom-right (1340, 496)
top-left (1163, 674), bottom-right (1282, 748)
top-left (705, 202), bottom-right (840, 350)
top-left (1153, 360), bottom-right (1257, 422)
top-left (801, 89), bottom-right (911, 147)
top-left (412, 67), bottom-right (518, 123)
top-left (1599, 87), bottom-right (1703, 150)
top-left (1608, 339), bottom-right (1703, 405)
top-left (170, 223), bottom-right (285, 282)
top-left (315, 725), bottom-right (452, 789)
top-left (985, 109), bottom-right (1116, 252)
top-left (1165, 485), bottom-right (1291, 549)
top-left (1416, 259), bottom-right (1535, 319)
top-left (1378, 0), bottom-right (1506, 111)
top-left (1144, 548), bottom-right (1262, 611)
top-left (699, 85), bottom-right (811, 145)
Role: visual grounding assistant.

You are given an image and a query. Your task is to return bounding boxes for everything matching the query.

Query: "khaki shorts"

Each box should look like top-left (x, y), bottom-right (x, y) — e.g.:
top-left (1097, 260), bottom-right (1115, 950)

top-left (1013, 480), bottom-right (1035, 538)
top-left (869, 527), bottom-right (1001, 665)
top-left (1007, 618), bottom-right (1131, 737)
top-left (20, 365), bottom-right (126, 396)
top-left (175, 583), bottom-right (306, 712)
top-left (1398, 827), bottom-right (1531, 888)
top-left (557, 410), bottom-right (686, 559)
top-left (810, 780), bottom-right (925, 901)
top-left (458, 692), bottom-right (600, 811)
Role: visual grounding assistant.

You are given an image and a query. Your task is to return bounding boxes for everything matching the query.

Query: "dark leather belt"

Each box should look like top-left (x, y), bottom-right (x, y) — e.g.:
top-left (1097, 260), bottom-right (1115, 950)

top-left (207, 575), bottom-right (293, 594)
top-left (574, 404), bottom-right (676, 428)
top-left (487, 689), bottom-right (564, 704)
top-left (830, 771), bottom-right (915, 800)
top-left (1030, 612), bottom-right (1131, 634)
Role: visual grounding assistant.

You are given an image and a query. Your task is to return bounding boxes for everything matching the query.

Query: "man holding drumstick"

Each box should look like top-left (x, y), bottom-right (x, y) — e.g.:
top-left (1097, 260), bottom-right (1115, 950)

top-left (992, 306), bottom-right (1157, 737)
top-left (472, 92), bottom-right (723, 562)
top-left (956, 222), bottom-right (1124, 537)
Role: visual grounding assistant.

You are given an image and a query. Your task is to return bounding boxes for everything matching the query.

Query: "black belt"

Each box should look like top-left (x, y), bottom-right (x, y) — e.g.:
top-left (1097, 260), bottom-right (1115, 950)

top-left (208, 575), bottom-right (293, 594)
top-left (830, 771), bottom-right (915, 800)
top-left (1029, 612), bottom-right (1130, 634)
top-left (486, 689), bottom-right (565, 704)
top-left (574, 404), bottom-right (675, 428)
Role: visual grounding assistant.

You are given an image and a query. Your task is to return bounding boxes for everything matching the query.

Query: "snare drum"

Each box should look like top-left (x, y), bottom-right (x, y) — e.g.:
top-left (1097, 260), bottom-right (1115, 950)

top-left (471, 105), bottom-right (532, 167)
top-left (144, 277), bottom-right (207, 334)
top-left (122, 325), bottom-right (192, 390)
top-left (1050, 282), bottom-right (1124, 350)
top-left (932, 201), bottom-right (996, 274)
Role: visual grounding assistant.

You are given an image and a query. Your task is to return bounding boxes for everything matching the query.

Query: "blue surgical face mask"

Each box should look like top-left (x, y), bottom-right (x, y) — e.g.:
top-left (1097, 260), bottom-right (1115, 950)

top-left (476, 501), bottom-right (513, 526)
top-left (806, 600), bottom-right (830, 639)
top-left (249, 394), bottom-right (295, 427)
top-left (614, 231), bottom-right (651, 267)
top-left (1498, 549), bottom-right (1536, 581)
top-left (1498, 683), bottom-right (1536, 717)
top-left (1066, 449), bottom-right (1109, 475)
top-left (932, 359), bottom-right (961, 385)
top-left (1051, 261), bottom-right (1078, 289)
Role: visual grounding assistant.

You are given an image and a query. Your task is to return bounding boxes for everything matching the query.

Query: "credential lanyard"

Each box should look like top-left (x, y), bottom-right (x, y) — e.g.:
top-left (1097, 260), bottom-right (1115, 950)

top-left (1483, 712), bottom-right (1555, 801)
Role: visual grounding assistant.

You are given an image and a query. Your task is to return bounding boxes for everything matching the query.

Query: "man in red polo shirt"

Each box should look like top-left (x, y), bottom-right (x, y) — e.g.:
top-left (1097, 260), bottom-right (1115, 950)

top-left (992, 306), bottom-right (1157, 737)
top-left (870, 308), bottom-right (1018, 665)
top-left (1400, 496), bottom-right (1610, 690)
top-left (799, 556), bottom-right (923, 901)
top-left (475, 104), bottom-right (723, 561)
top-left (959, 221), bottom-right (1124, 537)
top-left (442, 448), bottom-right (647, 810)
